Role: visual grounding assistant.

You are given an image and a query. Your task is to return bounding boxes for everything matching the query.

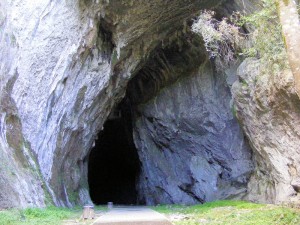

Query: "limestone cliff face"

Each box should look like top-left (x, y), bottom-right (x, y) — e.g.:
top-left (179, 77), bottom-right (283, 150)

top-left (0, 0), bottom-right (299, 208)
top-left (0, 0), bottom-right (221, 207)
top-left (232, 59), bottom-right (300, 203)
top-left (131, 60), bottom-right (253, 205)
top-left (125, 34), bottom-right (253, 204)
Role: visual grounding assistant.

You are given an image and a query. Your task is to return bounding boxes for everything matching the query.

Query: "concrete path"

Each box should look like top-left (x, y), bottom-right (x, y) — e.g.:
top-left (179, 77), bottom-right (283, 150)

top-left (92, 206), bottom-right (173, 225)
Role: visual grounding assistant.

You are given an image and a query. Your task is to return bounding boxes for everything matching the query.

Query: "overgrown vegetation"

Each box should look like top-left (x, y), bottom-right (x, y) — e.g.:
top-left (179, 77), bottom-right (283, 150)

top-left (192, 10), bottom-right (241, 70)
top-left (192, 0), bottom-right (287, 73)
top-left (154, 200), bottom-right (300, 225)
top-left (238, 0), bottom-right (287, 73)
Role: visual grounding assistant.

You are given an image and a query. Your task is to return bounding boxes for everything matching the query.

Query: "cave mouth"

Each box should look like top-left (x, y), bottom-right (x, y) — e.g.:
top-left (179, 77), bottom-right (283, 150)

top-left (88, 101), bottom-right (140, 205)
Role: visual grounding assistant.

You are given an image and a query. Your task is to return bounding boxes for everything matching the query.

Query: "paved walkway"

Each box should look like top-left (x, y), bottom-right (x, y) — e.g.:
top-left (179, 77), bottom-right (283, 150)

top-left (92, 207), bottom-right (173, 225)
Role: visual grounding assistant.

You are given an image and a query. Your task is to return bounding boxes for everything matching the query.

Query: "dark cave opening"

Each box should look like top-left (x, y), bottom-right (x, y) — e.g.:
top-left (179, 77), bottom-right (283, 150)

top-left (88, 102), bottom-right (140, 205)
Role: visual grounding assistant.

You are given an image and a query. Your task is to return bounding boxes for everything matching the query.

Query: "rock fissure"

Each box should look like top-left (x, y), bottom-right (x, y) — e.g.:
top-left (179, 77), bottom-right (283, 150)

top-left (1, 0), bottom-right (300, 208)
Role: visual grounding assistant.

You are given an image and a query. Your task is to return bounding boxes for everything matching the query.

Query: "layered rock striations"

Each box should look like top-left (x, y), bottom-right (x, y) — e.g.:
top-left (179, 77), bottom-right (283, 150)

top-left (127, 36), bottom-right (253, 205)
top-left (0, 0), bottom-right (299, 208)
top-left (232, 59), bottom-right (300, 203)
top-left (0, 0), bottom-right (222, 207)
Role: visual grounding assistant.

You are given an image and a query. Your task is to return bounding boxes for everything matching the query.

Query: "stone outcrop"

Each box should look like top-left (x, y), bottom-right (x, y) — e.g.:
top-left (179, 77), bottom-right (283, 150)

top-left (126, 36), bottom-right (253, 205)
top-left (0, 0), bottom-right (300, 208)
top-left (0, 0), bottom-right (222, 207)
top-left (232, 58), bottom-right (300, 203)
top-left (131, 59), bottom-right (253, 205)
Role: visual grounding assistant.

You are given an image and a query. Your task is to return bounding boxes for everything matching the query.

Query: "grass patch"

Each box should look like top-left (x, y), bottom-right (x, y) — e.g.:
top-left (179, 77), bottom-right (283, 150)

top-left (0, 206), bottom-right (77, 225)
top-left (2, 201), bottom-right (300, 225)
top-left (153, 200), bottom-right (300, 225)
top-left (0, 205), bottom-right (107, 225)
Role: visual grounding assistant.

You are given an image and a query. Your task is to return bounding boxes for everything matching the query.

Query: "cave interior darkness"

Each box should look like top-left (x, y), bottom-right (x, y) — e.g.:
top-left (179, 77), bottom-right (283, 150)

top-left (88, 101), bottom-right (141, 205)
top-left (87, 33), bottom-right (205, 205)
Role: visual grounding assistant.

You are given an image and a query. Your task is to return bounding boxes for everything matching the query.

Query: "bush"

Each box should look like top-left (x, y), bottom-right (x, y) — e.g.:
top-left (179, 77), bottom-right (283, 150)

top-left (192, 0), bottom-right (288, 74)
top-left (192, 10), bottom-right (243, 70)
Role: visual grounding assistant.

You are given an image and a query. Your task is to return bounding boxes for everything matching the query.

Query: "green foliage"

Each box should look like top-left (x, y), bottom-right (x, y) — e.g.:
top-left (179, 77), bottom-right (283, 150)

top-left (153, 200), bottom-right (300, 225)
top-left (23, 206), bottom-right (72, 219)
top-left (0, 206), bottom-right (78, 225)
top-left (238, 0), bottom-right (288, 73)
top-left (154, 200), bottom-right (261, 214)
top-left (192, 0), bottom-right (288, 74)
top-left (0, 210), bottom-right (19, 225)
top-left (0, 205), bottom-right (108, 225)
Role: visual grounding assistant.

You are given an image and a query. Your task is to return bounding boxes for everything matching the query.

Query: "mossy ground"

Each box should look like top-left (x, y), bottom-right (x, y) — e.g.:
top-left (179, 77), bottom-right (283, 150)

top-left (153, 200), bottom-right (300, 225)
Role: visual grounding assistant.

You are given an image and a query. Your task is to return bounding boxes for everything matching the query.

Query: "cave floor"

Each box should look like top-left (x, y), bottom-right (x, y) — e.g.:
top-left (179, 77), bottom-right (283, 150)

top-left (92, 206), bottom-right (173, 225)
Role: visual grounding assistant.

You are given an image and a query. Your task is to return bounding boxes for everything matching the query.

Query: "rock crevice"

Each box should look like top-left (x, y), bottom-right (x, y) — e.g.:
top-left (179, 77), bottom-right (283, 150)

top-left (1, 0), bottom-right (299, 208)
top-left (129, 51), bottom-right (253, 204)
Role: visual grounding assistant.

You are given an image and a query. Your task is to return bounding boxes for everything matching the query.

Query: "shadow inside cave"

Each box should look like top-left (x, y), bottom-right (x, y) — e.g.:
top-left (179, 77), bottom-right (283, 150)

top-left (88, 102), bottom-right (140, 205)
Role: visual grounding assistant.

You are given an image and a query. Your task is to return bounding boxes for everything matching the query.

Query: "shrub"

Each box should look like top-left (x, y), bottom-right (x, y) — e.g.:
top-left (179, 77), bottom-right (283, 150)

top-left (191, 10), bottom-right (243, 70)
top-left (192, 0), bottom-right (288, 74)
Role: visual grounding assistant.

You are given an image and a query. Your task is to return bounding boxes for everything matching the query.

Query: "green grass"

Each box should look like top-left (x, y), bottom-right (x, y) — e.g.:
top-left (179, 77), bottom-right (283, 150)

top-left (0, 206), bottom-right (78, 225)
top-left (153, 200), bottom-right (300, 225)
top-left (2, 201), bottom-right (300, 225)
top-left (0, 205), bottom-right (107, 225)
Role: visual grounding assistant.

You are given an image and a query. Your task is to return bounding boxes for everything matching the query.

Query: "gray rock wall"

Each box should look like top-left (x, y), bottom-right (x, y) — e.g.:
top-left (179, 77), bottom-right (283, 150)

top-left (0, 0), bottom-right (222, 207)
top-left (1, 0), bottom-right (115, 207)
top-left (132, 60), bottom-right (253, 205)
top-left (1, 0), bottom-right (300, 208)
top-left (232, 58), bottom-right (300, 203)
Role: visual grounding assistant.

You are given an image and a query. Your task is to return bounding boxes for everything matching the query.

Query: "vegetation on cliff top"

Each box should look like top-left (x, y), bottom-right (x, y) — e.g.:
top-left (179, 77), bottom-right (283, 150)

top-left (192, 0), bottom-right (287, 73)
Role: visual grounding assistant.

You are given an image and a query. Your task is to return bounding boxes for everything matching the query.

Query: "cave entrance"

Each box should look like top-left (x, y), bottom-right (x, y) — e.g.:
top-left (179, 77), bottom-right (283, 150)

top-left (88, 102), bottom-right (140, 205)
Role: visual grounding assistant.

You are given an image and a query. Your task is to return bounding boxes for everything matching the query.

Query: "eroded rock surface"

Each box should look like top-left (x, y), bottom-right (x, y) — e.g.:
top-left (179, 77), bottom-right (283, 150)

top-left (0, 0), bottom-right (222, 207)
top-left (232, 59), bottom-right (300, 203)
top-left (1, 0), bottom-right (299, 208)
top-left (131, 58), bottom-right (253, 205)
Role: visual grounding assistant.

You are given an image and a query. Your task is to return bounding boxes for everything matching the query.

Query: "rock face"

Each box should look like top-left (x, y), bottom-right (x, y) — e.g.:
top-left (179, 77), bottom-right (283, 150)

top-left (125, 35), bottom-right (253, 204)
top-left (0, 0), bottom-right (222, 207)
top-left (0, 0), bottom-right (299, 208)
top-left (232, 58), bottom-right (300, 203)
top-left (131, 59), bottom-right (253, 205)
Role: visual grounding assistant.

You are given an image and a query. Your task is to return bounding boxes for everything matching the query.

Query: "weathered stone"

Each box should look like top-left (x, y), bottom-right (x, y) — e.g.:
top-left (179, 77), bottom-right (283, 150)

top-left (232, 58), bottom-right (300, 203)
top-left (1, 0), bottom-right (300, 208)
top-left (131, 57), bottom-right (253, 205)
top-left (0, 0), bottom-right (224, 207)
top-left (0, 69), bottom-right (46, 208)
